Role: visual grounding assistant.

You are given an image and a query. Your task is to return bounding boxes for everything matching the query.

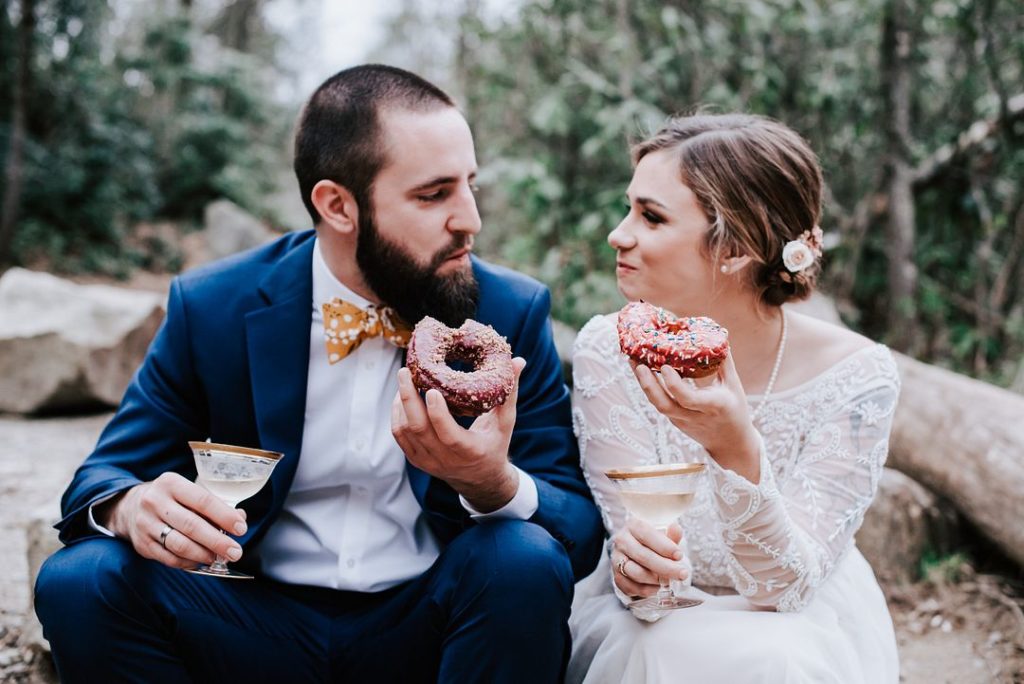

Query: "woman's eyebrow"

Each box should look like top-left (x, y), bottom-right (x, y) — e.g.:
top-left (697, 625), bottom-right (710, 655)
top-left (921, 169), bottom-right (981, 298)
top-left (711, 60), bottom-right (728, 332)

top-left (635, 196), bottom-right (668, 210)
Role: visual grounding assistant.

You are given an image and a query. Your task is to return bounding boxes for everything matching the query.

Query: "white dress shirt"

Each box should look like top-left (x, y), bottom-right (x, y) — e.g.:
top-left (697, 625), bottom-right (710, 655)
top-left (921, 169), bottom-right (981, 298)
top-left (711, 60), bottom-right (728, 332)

top-left (92, 238), bottom-right (538, 591)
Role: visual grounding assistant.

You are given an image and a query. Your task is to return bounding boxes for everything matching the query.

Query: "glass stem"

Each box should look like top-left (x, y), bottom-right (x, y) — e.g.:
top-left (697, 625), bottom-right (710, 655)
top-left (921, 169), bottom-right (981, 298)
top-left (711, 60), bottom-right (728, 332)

top-left (207, 529), bottom-right (231, 574)
top-left (656, 578), bottom-right (674, 606)
top-left (655, 525), bottom-right (676, 605)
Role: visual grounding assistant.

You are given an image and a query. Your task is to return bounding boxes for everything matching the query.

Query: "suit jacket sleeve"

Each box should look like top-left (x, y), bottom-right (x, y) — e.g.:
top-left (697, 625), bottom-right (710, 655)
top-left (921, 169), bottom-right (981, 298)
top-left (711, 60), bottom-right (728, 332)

top-left (54, 277), bottom-right (209, 543)
top-left (511, 288), bottom-right (605, 581)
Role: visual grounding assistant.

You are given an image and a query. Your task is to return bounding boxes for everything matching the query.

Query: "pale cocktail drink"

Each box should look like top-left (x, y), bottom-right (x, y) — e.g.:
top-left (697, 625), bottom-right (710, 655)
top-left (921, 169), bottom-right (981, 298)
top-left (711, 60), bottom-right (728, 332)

top-left (195, 476), bottom-right (267, 508)
top-left (615, 491), bottom-right (696, 528)
top-left (186, 441), bottom-right (282, 579)
top-left (606, 462), bottom-right (705, 612)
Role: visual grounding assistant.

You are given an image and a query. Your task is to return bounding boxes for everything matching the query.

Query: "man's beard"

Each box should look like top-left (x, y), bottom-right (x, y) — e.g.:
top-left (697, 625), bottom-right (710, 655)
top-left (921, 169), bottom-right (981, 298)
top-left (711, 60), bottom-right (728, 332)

top-left (355, 209), bottom-right (479, 328)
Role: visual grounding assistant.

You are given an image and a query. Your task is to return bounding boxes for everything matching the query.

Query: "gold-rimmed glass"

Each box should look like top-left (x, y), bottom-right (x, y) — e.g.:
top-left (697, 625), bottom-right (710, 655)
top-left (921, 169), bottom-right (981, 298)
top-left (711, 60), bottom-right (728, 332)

top-left (185, 441), bottom-right (282, 579)
top-left (606, 462), bottom-right (706, 612)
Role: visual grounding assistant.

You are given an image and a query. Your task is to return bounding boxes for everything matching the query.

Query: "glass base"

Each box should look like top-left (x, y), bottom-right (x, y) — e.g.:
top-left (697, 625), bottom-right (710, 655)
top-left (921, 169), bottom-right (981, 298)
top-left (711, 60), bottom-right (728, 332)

top-left (628, 595), bottom-right (703, 612)
top-left (185, 564), bottom-right (253, 580)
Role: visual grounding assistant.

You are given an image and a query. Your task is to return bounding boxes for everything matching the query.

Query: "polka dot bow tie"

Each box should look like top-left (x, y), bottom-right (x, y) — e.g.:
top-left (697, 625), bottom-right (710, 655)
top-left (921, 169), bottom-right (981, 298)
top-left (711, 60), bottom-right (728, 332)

top-left (321, 298), bottom-right (413, 364)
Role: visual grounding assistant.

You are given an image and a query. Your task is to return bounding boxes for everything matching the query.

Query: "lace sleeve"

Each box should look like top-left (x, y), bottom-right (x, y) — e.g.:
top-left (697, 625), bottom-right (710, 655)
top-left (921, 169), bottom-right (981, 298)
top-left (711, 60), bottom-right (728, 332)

top-left (572, 315), bottom-right (693, 620)
top-left (572, 315), bottom-right (665, 535)
top-left (709, 346), bottom-right (901, 612)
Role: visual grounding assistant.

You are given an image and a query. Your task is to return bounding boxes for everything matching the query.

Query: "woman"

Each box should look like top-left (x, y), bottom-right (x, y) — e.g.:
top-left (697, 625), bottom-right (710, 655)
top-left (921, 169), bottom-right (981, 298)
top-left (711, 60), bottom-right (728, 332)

top-left (568, 113), bottom-right (900, 683)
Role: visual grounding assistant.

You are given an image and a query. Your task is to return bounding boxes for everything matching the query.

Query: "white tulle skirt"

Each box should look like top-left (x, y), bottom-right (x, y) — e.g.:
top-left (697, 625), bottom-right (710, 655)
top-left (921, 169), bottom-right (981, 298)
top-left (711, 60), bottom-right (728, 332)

top-left (567, 549), bottom-right (899, 683)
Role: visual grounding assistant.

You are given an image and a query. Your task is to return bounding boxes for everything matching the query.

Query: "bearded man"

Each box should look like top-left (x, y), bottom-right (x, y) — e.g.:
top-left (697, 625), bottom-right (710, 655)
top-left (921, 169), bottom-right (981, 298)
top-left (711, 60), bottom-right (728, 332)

top-left (35, 64), bottom-right (604, 684)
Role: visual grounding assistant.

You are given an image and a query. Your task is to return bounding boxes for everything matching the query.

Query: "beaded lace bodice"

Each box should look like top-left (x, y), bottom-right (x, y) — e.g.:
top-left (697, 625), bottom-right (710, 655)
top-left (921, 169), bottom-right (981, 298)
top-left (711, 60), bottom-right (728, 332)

top-left (572, 314), bottom-right (900, 612)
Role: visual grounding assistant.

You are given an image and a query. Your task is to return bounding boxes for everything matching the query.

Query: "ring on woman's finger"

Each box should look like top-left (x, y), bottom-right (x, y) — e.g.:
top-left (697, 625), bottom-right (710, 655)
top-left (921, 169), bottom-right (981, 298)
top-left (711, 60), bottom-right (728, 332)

top-left (158, 524), bottom-right (174, 549)
top-left (617, 556), bottom-right (632, 580)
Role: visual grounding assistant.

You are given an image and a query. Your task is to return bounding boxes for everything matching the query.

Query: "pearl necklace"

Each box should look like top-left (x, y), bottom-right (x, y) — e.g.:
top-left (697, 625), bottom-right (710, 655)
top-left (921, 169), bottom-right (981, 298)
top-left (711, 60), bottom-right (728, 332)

top-left (750, 309), bottom-right (787, 422)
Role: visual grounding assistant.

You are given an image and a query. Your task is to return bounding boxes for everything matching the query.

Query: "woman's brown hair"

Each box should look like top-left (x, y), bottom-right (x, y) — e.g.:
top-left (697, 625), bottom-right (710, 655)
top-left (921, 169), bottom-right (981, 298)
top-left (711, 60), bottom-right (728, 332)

top-left (633, 113), bottom-right (823, 306)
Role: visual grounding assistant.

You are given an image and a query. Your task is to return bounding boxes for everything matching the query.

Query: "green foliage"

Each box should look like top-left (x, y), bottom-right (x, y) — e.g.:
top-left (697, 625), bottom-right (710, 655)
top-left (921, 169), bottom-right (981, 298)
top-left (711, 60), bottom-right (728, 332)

top-left (920, 550), bottom-right (971, 584)
top-left (461, 0), bottom-right (1024, 380)
top-left (0, 1), bottom-right (286, 276)
top-left (464, 0), bottom-right (892, 326)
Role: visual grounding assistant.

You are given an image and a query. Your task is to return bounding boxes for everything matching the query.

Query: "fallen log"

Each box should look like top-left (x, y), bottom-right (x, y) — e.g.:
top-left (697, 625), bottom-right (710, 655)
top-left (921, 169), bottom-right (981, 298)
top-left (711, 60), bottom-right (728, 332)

top-left (856, 468), bottom-right (960, 585)
top-left (887, 353), bottom-right (1024, 568)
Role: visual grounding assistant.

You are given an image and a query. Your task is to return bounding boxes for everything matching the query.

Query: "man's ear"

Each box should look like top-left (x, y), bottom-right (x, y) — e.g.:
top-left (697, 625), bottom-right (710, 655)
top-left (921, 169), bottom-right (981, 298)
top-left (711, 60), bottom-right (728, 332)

top-left (311, 180), bottom-right (359, 235)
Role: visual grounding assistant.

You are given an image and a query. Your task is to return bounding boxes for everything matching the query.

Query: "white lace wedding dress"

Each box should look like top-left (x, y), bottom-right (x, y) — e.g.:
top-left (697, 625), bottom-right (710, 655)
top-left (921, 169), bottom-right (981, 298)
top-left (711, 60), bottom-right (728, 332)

top-left (568, 314), bottom-right (901, 683)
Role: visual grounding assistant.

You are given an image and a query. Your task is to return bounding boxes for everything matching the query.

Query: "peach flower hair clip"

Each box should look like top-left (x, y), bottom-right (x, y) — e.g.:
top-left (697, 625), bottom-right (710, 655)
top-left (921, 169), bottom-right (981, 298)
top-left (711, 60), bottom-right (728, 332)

top-left (780, 225), bottom-right (824, 280)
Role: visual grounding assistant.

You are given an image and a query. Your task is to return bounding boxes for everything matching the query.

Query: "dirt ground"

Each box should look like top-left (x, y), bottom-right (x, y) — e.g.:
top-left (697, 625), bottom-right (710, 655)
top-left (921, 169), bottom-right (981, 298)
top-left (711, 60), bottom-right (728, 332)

top-left (0, 413), bottom-right (1022, 683)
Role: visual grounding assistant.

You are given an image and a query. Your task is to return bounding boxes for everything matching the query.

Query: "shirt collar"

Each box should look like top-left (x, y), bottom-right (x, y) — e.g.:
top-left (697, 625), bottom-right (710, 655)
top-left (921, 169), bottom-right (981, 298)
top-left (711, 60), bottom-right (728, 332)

top-left (312, 237), bottom-right (373, 312)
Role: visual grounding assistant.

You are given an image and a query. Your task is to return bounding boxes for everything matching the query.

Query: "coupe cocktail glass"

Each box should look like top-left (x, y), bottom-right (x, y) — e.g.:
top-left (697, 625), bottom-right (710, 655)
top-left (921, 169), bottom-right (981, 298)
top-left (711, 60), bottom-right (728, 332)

top-left (606, 462), bottom-right (706, 612)
top-left (186, 441), bottom-right (282, 579)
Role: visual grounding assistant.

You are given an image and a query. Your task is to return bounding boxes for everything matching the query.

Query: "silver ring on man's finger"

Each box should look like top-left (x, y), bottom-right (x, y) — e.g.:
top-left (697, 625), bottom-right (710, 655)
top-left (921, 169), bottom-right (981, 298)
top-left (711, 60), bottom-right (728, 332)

top-left (159, 524), bottom-right (174, 549)
top-left (617, 556), bottom-right (631, 580)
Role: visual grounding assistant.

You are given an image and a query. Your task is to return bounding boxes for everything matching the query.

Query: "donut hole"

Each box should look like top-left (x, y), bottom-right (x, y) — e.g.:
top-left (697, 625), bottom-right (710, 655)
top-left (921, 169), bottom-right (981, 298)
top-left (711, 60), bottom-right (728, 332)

top-left (443, 340), bottom-right (487, 372)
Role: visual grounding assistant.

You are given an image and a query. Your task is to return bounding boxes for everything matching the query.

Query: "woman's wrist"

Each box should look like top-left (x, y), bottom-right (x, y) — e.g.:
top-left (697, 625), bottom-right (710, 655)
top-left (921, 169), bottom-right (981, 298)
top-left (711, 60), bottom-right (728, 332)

top-left (707, 427), bottom-right (762, 484)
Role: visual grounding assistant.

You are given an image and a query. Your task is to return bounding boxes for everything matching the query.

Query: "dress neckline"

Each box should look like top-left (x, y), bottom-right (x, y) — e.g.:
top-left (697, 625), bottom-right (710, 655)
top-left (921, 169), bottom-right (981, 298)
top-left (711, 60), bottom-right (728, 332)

top-left (744, 343), bottom-right (888, 401)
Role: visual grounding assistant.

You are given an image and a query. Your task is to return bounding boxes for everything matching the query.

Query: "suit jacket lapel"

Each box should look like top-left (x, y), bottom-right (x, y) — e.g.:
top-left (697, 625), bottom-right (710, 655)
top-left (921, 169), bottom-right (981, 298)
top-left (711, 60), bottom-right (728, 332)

top-left (245, 236), bottom-right (315, 514)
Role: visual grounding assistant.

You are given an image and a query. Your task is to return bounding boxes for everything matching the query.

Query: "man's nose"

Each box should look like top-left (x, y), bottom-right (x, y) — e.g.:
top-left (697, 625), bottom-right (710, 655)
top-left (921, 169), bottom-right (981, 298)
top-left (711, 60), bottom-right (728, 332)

top-left (448, 184), bottom-right (482, 235)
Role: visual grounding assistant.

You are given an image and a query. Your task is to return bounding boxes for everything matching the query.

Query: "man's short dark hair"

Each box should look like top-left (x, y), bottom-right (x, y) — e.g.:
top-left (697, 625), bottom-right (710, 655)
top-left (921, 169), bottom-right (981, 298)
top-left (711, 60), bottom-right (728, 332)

top-left (293, 64), bottom-right (456, 225)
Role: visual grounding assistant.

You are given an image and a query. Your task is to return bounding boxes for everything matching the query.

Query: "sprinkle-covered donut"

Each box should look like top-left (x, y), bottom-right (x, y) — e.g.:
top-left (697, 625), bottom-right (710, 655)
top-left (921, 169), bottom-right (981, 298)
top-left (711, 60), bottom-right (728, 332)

top-left (617, 301), bottom-right (729, 378)
top-left (407, 317), bottom-right (515, 417)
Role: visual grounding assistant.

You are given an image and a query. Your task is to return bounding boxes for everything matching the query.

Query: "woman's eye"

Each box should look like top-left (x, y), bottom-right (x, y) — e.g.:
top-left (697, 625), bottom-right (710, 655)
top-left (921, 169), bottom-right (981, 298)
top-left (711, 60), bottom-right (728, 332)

top-left (642, 210), bottom-right (665, 225)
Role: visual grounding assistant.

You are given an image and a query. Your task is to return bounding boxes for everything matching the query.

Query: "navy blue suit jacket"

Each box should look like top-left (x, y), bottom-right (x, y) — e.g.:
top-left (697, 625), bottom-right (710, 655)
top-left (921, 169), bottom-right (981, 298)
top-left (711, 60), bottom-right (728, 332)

top-left (55, 230), bottom-right (604, 580)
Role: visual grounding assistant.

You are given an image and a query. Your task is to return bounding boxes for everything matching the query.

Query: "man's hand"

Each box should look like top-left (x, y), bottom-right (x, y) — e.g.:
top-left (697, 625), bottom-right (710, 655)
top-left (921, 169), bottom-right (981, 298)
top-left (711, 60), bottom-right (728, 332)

top-left (391, 357), bottom-right (526, 513)
top-left (96, 473), bottom-right (248, 569)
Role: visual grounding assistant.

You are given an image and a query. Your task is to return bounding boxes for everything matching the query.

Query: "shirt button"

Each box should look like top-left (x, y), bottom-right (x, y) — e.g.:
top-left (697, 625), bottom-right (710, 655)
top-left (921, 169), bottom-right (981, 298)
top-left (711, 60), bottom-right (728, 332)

top-left (363, 360), bottom-right (375, 370)
top-left (354, 439), bottom-right (367, 451)
top-left (346, 558), bottom-right (356, 568)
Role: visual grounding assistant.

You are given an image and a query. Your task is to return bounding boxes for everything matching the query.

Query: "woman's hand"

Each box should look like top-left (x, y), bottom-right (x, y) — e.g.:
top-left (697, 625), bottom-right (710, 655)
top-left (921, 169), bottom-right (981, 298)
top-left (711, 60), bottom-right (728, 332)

top-left (610, 518), bottom-right (689, 599)
top-left (632, 352), bottom-right (762, 482)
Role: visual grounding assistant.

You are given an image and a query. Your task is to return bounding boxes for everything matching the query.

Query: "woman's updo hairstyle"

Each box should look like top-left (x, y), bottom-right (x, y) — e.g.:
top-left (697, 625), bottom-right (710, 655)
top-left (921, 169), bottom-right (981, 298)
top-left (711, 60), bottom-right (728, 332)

top-left (632, 113), bottom-right (824, 306)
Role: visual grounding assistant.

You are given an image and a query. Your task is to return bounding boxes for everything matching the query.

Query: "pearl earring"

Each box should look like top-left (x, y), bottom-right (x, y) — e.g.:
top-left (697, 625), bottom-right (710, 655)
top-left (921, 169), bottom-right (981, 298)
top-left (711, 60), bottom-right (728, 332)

top-left (720, 264), bottom-right (729, 274)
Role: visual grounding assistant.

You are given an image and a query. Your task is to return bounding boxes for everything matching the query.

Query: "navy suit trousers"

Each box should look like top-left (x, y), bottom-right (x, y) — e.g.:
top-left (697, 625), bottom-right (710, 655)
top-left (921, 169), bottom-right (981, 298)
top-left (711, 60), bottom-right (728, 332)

top-left (35, 519), bottom-right (574, 683)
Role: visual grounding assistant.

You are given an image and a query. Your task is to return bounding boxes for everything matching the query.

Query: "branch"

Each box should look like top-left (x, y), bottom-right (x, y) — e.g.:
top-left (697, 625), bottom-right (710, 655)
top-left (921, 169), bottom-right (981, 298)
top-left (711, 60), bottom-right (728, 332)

top-left (918, 273), bottom-right (1006, 327)
top-left (912, 93), bottom-right (1024, 189)
top-left (991, 199), bottom-right (1024, 312)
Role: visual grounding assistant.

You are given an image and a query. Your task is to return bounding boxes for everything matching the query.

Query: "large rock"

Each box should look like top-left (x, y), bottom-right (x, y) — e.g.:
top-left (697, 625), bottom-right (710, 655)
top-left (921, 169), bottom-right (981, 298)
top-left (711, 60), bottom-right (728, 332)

top-left (0, 412), bottom-right (111, 662)
top-left (856, 468), bottom-right (960, 585)
top-left (201, 199), bottom-right (277, 262)
top-left (23, 499), bottom-right (63, 654)
top-left (0, 268), bottom-right (165, 413)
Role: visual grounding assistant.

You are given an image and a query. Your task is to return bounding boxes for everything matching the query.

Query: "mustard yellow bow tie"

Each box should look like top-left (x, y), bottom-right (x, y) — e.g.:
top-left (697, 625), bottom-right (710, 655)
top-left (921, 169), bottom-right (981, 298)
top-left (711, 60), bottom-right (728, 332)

top-left (321, 298), bottom-right (412, 364)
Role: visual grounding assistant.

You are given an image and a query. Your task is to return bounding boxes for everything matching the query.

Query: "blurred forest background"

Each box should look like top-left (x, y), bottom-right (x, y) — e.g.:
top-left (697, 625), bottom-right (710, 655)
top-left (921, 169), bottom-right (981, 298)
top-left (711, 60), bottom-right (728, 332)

top-left (1, 0), bottom-right (1023, 386)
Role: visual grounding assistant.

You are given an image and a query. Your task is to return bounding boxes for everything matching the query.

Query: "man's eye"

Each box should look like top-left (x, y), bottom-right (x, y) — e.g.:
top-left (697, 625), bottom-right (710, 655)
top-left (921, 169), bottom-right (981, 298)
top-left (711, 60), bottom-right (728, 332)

top-left (642, 210), bottom-right (665, 225)
top-left (470, 183), bottom-right (480, 194)
top-left (418, 189), bottom-right (447, 202)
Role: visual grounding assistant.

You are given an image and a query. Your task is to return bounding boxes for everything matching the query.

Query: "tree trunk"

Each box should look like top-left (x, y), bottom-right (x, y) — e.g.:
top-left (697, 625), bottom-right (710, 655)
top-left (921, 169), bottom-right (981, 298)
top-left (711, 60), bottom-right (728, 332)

top-left (0, 0), bottom-right (36, 265)
top-left (615, 0), bottom-right (636, 100)
top-left (215, 0), bottom-right (262, 53)
top-left (887, 352), bottom-right (1024, 568)
top-left (880, 0), bottom-right (918, 353)
top-left (454, 0), bottom-right (481, 121)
